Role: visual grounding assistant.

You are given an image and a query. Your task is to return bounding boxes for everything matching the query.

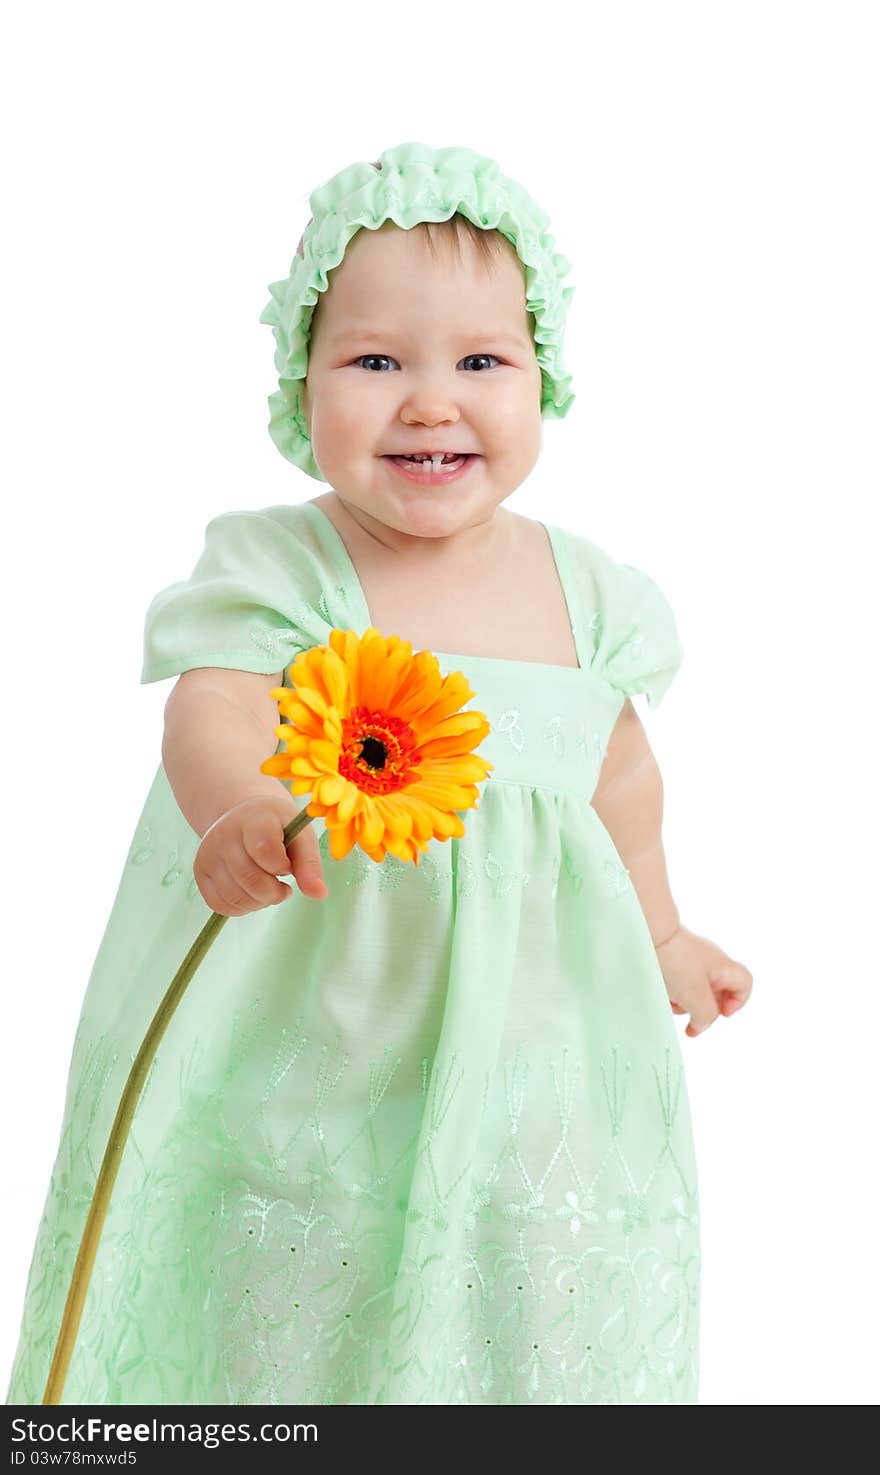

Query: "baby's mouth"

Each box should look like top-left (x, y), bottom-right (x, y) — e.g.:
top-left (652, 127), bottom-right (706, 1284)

top-left (382, 452), bottom-right (478, 474)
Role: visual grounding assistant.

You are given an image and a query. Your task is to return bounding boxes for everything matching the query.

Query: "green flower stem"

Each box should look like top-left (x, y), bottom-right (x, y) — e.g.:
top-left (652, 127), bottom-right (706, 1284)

top-left (42, 806), bottom-right (315, 1405)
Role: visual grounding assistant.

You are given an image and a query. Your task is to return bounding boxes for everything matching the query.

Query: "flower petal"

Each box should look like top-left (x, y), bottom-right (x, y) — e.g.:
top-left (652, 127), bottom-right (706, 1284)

top-left (314, 772), bottom-right (347, 805)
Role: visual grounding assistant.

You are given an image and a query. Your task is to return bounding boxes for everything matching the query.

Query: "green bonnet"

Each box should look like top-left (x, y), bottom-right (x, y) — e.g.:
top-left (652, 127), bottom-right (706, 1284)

top-left (259, 140), bottom-right (576, 481)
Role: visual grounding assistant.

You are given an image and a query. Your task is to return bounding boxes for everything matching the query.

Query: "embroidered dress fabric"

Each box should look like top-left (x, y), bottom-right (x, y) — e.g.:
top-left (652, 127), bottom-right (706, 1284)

top-left (7, 500), bottom-right (699, 1406)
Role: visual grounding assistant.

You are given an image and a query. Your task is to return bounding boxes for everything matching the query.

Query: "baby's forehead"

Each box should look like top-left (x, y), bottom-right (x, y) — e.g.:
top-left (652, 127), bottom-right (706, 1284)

top-left (314, 223), bottom-right (530, 331)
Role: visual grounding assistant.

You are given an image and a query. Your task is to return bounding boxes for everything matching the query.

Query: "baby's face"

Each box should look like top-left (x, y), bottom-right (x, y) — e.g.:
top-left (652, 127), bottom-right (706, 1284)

top-left (301, 221), bottom-right (543, 540)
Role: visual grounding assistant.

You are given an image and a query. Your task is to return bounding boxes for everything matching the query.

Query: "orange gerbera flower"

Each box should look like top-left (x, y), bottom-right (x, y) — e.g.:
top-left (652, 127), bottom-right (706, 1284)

top-left (259, 627), bottom-right (494, 864)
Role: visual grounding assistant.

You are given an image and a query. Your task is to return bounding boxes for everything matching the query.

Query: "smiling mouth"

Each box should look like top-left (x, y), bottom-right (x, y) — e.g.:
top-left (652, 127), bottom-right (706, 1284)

top-left (383, 452), bottom-right (477, 462)
top-left (383, 452), bottom-right (478, 480)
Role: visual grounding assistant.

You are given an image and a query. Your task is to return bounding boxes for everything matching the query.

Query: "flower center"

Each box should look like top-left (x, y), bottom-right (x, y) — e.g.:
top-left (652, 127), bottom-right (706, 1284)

top-left (339, 705), bottom-right (421, 794)
top-left (359, 735), bottom-right (387, 769)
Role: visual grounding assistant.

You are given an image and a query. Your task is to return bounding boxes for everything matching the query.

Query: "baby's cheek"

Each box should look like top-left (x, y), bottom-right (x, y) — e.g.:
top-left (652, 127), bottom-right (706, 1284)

top-left (494, 403), bottom-right (542, 467)
top-left (312, 394), bottom-right (372, 462)
top-left (341, 382), bottom-right (390, 435)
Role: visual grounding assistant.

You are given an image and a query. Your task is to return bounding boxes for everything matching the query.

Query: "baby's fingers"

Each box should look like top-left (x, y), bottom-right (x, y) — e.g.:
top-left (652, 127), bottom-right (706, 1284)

top-left (685, 1017), bottom-right (714, 1037)
top-left (685, 992), bottom-right (720, 1037)
top-left (284, 822), bottom-right (328, 899)
top-left (198, 854), bottom-right (284, 916)
top-left (238, 807), bottom-right (328, 900)
top-left (229, 816), bottom-right (295, 908)
top-left (240, 810), bottom-right (295, 883)
top-left (712, 959), bottom-right (754, 1016)
top-left (228, 840), bottom-right (293, 908)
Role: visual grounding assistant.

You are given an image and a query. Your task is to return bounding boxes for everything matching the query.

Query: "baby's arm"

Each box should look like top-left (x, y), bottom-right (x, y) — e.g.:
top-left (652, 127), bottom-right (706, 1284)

top-left (591, 699), bottom-right (680, 947)
top-left (592, 699), bottom-right (754, 1036)
top-left (162, 668), bottom-right (327, 908)
top-left (163, 668), bottom-right (293, 835)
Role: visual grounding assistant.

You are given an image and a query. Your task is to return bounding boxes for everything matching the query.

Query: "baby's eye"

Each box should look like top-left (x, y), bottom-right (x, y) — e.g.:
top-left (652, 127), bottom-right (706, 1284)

top-left (356, 354), bottom-right (398, 371)
top-left (460, 354), bottom-right (500, 371)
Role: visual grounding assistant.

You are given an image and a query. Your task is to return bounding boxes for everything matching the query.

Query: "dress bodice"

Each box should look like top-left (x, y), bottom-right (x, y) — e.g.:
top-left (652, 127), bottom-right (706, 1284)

top-left (297, 501), bottom-right (625, 802)
top-left (140, 497), bottom-right (684, 805)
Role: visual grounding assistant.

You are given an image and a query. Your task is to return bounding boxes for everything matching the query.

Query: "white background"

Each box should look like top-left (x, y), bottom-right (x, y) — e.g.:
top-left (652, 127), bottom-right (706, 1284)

top-left (2, 0), bottom-right (878, 1406)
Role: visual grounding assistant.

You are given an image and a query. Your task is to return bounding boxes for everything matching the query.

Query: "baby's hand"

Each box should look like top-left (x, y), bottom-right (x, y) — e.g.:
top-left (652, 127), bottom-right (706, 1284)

top-left (655, 924), bottom-right (753, 1038)
top-left (193, 796), bottom-right (328, 916)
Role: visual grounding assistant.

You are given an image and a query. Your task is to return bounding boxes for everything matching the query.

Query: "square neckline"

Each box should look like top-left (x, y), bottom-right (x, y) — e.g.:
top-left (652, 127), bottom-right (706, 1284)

top-left (301, 499), bottom-right (591, 675)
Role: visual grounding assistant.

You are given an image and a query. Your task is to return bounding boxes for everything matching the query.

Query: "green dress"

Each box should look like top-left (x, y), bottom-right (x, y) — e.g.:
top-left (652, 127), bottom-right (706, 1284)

top-left (7, 499), bottom-right (700, 1406)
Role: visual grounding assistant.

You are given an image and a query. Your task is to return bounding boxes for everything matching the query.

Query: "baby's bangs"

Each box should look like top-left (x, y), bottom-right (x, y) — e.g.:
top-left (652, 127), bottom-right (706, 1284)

top-left (410, 215), bottom-right (507, 272)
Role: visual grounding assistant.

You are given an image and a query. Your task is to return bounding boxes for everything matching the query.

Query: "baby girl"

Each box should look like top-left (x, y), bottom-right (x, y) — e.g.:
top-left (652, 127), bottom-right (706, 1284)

top-left (9, 143), bottom-right (752, 1406)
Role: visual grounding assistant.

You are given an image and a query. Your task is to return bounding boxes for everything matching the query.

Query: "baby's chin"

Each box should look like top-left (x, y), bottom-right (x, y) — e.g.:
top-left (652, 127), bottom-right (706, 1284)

top-left (333, 473), bottom-right (503, 540)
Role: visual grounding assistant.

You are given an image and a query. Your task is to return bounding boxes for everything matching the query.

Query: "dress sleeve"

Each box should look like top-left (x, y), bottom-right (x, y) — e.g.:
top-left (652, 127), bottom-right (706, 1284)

top-left (140, 508), bottom-right (314, 684)
top-left (567, 531), bottom-right (685, 709)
